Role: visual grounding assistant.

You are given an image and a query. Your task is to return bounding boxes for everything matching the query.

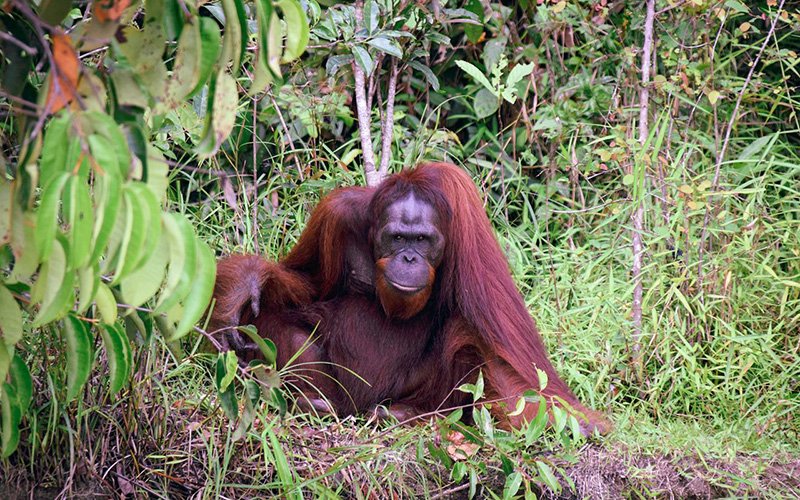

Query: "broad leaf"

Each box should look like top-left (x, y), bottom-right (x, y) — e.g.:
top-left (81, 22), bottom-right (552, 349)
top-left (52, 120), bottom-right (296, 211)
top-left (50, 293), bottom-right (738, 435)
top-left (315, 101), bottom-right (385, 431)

top-left (99, 323), bottom-right (132, 395)
top-left (164, 20), bottom-right (202, 108)
top-left (9, 354), bottom-right (33, 413)
top-left (94, 282), bottom-right (118, 324)
top-left (155, 213), bottom-right (197, 313)
top-left (352, 45), bottom-right (373, 76)
top-left (32, 237), bottom-right (73, 326)
top-left (367, 36), bottom-right (402, 58)
top-left (63, 315), bottom-right (94, 402)
top-left (1, 383), bottom-right (21, 458)
top-left (0, 285), bottom-right (23, 347)
top-left (35, 172), bottom-right (70, 261)
top-left (120, 230), bottom-right (169, 309)
top-left (275, 0), bottom-right (309, 62)
top-left (171, 240), bottom-right (216, 340)
top-left (455, 60), bottom-right (493, 93)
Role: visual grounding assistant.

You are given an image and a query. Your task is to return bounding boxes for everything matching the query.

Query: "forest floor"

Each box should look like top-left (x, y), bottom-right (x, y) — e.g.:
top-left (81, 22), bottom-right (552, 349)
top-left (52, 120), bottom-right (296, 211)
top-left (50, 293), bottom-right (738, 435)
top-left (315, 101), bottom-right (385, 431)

top-left (2, 405), bottom-right (798, 498)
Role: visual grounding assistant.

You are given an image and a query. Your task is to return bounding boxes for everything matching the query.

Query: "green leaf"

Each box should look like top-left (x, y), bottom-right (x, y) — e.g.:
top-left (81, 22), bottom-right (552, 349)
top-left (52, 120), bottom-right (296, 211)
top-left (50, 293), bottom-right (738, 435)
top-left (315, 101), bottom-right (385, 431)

top-left (155, 213), bottom-right (197, 314)
top-left (90, 155), bottom-right (122, 265)
top-left (218, 383), bottom-right (239, 420)
top-left (38, 107), bottom-right (71, 191)
top-left (1, 382), bottom-right (22, 458)
top-left (122, 183), bottom-right (162, 274)
top-left (249, 53), bottom-right (274, 95)
top-left (255, 0), bottom-right (283, 82)
top-left (552, 405), bottom-right (567, 434)
top-left (367, 36), bottom-right (402, 58)
top-left (425, 31), bottom-right (450, 46)
top-left (107, 194), bottom-right (138, 282)
top-left (95, 282), bottom-right (118, 324)
top-left (35, 172), bottom-right (70, 261)
top-left (455, 60), bottom-right (493, 92)
top-left (9, 212), bottom-right (39, 284)
top-left (724, 0), bottom-right (749, 14)
top-left (76, 264), bottom-right (99, 314)
top-left (9, 354), bottom-right (33, 413)
top-left (32, 237), bottom-right (74, 327)
top-left (62, 315), bottom-right (94, 402)
top-left (525, 397), bottom-right (548, 446)
top-left (502, 472), bottom-right (523, 499)
top-left (463, 0), bottom-right (484, 43)
top-left (737, 133), bottom-right (774, 162)
top-left (232, 385), bottom-right (256, 441)
top-left (99, 323), bottom-right (132, 395)
top-left (120, 229), bottom-right (169, 309)
top-left (171, 240), bottom-right (216, 340)
top-left (118, 22), bottom-right (167, 80)
top-left (217, 350), bottom-right (239, 392)
top-left (536, 367), bottom-right (548, 391)
top-left (187, 17), bottom-right (222, 98)
top-left (124, 120), bottom-right (149, 181)
top-left (409, 60), bottom-right (439, 92)
top-left (0, 191), bottom-right (19, 234)
top-left (267, 11), bottom-right (283, 78)
top-left (473, 87), bottom-right (499, 119)
top-left (569, 414), bottom-right (582, 443)
top-left (81, 112), bottom-right (131, 178)
top-left (622, 173), bottom-right (634, 186)
top-left (87, 134), bottom-right (119, 181)
top-left (352, 45), bottom-right (374, 76)
top-left (144, 145), bottom-right (169, 205)
top-left (39, 0), bottom-right (73, 25)
top-left (215, 351), bottom-right (239, 419)
top-left (220, 0), bottom-right (247, 72)
top-left (64, 175), bottom-right (94, 269)
top-left (275, 0), bottom-right (309, 62)
top-left (364, 0), bottom-right (379, 33)
top-left (238, 325), bottom-right (277, 365)
top-left (160, 0), bottom-right (185, 41)
top-left (504, 62), bottom-right (534, 102)
top-left (196, 70), bottom-right (239, 157)
top-left (164, 19), bottom-right (202, 108)
top-left (0, 343), bottom-right (9, 391)
top-left (536, 461), bottom-right (561, 493)
top-left (0, 285), bottom-right (23, 347)
top-left (326, 54), bottom-right (354, 77)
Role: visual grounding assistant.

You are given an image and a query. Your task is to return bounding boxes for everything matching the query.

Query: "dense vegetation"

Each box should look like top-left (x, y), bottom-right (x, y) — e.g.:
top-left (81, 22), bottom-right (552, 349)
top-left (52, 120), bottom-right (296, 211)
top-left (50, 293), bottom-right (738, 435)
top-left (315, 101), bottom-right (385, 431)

top-left (0, 0), bottom-right (798, 497)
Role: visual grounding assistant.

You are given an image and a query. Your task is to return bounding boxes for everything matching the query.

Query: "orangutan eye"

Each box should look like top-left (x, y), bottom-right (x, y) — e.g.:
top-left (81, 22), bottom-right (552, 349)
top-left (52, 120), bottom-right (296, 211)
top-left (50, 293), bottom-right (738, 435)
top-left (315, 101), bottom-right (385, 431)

top-left (394, 235), bottom-right (403, 241)
top-left (416, 235), bottom-right (426, 242)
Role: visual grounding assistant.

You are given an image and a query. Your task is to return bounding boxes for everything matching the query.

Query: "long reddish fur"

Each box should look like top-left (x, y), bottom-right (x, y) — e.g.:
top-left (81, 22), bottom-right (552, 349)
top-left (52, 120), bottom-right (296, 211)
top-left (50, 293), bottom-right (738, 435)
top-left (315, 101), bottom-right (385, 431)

top-left (211, 162), bottom-right (610, 433)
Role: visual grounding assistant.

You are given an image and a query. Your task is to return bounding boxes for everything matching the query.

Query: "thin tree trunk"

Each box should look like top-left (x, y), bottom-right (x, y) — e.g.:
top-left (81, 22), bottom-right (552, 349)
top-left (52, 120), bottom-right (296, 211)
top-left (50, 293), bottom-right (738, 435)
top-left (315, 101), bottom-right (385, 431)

top-left (631, 0), bottom-right (656, 378)
top-left (377, 59), bottom-right (399, 180)
top-left (352, 1), bottom-right (379, 186)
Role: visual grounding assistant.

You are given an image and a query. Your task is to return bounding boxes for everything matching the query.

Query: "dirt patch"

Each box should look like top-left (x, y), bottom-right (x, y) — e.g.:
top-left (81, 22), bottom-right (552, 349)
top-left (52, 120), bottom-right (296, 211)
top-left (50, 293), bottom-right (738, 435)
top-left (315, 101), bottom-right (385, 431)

top-left (552, 445), bottom-right (800, 499)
